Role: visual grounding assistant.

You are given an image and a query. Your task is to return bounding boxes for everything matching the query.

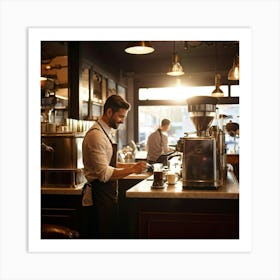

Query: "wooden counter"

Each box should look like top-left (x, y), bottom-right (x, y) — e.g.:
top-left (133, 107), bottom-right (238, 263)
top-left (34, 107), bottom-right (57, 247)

top-left (41, 172), bottom-right (151, 195)
top-left (126, 171), bottom-right (239, 200)
top-left (126, 171), bottom-right (239, 239)
top-left (41, 172), bottom-right (151, 238)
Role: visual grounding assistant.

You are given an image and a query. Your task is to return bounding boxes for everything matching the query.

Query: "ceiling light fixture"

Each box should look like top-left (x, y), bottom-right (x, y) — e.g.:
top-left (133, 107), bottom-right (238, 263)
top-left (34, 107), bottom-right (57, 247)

top-left (166, 41), bottom-right (184, 76)
top-left (211, 74), bottom-right (224, 97)
top-left (211, 43), bottom-right (224, 97)
top-left (228, 54), bottom-right (239, 80)
top-left (124, 41), bottom-right (155, 55)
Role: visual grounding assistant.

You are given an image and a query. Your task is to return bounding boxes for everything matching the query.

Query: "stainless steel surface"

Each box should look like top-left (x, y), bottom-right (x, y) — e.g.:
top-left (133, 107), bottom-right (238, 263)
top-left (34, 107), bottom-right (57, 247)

top-left (41, 168), bottom-right (86, 187)
top-left (41, 133), bottom-right (85, 169)
top-left (181, 96), bottom-right (227, 188)
top-left (41, 132), bottom-right (86, 187)
top-left (182, 137), bottom-right (218, 187)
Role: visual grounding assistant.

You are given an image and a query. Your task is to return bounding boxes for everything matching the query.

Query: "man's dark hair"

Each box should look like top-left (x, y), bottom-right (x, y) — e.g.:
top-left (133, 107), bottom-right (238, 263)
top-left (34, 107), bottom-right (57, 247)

top-left (103, 94), bottom-right (131, 114)
top-left (161, 119), bottom-right (171, 126)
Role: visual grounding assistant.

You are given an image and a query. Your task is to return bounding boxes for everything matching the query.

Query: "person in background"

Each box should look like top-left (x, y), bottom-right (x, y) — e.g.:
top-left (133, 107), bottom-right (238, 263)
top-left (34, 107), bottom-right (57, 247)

top-left (82, 94), bottom-right (147, 238)
top-left (146, 118), bottom-right (174, 164)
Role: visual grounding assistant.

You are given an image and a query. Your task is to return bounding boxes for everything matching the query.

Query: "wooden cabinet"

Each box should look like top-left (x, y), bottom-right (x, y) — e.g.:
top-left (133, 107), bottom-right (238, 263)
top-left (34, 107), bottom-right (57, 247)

top-left (41, 178), bottom-right (143, 239)
top-left (41, 194), bottom-right (83, 234)
top-left (138, 211), bottom-right (238, 239)
top-left (128, 198), bottom-right (239, 239)
top-left (118, 179), bottom-right (143, 238)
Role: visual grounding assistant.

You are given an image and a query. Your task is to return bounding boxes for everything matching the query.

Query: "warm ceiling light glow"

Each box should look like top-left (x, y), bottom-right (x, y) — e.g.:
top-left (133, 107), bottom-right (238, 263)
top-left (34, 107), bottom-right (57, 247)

top-left (228, 55), bottom-right (239, 80)
top-left (124, 41), bottom-right (155, 55)
top-left (166, 64), bottom-right (184, 76)
top-left (167, 42), bottom-right (184, 77)
top-left (166, 54), bottom-right (184, 76)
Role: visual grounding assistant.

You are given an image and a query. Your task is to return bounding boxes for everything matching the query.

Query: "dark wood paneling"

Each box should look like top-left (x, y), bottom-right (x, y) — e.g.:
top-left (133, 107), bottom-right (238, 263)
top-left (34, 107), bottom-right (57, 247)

top-left (139, 211), bottom-right (238, 239)
top-left (68, 42), bottom-right (81, 119)
top-left (41, 194), bottom-right (82, 235)
top-left (128, 198), bottom-right (239, 239)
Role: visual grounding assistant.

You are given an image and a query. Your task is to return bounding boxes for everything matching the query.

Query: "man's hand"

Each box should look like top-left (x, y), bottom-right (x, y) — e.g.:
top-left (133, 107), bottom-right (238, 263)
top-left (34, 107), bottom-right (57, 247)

top-left (131, 161), bottom-right (147, 174)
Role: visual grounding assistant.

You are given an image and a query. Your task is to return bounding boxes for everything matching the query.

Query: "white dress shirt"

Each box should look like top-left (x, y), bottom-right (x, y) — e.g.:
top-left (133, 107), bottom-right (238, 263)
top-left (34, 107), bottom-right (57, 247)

top-left (146, 129), bottom-right (170, 162)
top-left (82, 118), bottom-right (116, 183)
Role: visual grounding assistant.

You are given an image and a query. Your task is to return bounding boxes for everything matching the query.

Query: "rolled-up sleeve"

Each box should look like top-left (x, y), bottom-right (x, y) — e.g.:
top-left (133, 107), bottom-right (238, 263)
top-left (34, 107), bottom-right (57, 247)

top-left (83, 129), bottom-right (114, 182)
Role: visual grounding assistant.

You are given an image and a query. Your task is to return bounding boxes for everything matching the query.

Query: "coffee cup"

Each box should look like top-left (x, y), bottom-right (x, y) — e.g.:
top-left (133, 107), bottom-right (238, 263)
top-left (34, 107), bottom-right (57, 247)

top-left (166, 172), bottom-right (177, 185)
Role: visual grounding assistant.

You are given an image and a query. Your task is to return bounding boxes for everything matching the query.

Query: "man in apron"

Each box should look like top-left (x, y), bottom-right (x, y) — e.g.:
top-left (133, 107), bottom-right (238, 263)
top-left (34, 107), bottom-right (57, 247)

top-left (146, 119), bottom-right (174, 165)
top-left (82, 94), bottom-right (147, 238)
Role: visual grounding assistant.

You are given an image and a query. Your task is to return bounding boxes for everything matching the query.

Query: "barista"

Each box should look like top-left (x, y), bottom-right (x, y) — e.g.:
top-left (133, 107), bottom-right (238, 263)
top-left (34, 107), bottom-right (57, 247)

top-left (82, 95), bottom-right (147, 238)
top-left (146, 118), bottom-right (174, 164)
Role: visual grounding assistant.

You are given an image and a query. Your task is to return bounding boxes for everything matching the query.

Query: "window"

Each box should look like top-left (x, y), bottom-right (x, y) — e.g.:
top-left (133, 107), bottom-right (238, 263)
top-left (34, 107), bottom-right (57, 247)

top-left (138, 105), bottom-right (194, 147)
top-left (137, 86), bottom-right (239, 154)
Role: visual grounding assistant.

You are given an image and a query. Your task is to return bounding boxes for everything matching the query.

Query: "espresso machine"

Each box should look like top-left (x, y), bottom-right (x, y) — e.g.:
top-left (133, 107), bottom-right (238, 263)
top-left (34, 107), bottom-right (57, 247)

top-left (178, 96), bottom-right (227, 189)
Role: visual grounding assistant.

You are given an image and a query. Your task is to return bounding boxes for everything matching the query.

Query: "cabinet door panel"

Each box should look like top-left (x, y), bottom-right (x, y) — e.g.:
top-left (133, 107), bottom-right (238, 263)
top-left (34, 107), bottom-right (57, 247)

top-left (41, 208), bottom-right (79, 230)
top-left (139, 211), bottom-right (239, 239)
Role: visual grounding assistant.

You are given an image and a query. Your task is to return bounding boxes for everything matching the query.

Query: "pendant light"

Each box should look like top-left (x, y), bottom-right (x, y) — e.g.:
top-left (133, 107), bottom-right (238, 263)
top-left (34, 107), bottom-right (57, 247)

top-left (124, 41), bottom-right (155, 55)
top-left (166, 41), bottom-right (184, 76)
top-left (228, 54), bottom-right (239, 80)
top-left (211, 73), bottom-right (224, 97)
top-left (211, 42), bottom-right (224, 97)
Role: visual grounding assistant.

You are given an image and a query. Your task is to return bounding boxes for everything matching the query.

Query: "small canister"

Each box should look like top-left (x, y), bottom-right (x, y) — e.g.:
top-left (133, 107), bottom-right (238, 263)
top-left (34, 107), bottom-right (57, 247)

top-left (47, 123), bottom-right (56, 133)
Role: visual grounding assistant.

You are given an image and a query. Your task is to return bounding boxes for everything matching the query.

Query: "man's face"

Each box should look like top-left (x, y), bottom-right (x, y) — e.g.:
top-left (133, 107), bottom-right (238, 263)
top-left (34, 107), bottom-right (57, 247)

top-left (108, 108), bottom-right (128, 129)
top-left (162, 124), bottom-right (170, 132)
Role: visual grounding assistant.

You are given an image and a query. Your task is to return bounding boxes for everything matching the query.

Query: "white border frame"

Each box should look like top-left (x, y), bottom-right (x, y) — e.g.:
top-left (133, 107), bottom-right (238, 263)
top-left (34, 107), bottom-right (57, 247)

top-left (28, 27), bottom-right (252, 253)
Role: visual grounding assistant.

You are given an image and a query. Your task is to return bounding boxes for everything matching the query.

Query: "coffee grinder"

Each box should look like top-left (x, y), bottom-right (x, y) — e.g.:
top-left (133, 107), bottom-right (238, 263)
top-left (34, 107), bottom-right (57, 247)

top-left (179, 96), bottom-right (227, 189)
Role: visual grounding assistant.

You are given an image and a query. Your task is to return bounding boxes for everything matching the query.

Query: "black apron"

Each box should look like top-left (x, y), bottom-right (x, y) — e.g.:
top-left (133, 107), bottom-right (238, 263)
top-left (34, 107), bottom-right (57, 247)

top-left (90, 123), bottom-right (119, 239)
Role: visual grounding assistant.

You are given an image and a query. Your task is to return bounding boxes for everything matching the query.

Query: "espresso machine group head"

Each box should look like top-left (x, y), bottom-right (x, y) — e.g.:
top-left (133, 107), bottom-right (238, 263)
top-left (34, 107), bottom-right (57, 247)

top-left (181, 96), bottom-right (227, 189)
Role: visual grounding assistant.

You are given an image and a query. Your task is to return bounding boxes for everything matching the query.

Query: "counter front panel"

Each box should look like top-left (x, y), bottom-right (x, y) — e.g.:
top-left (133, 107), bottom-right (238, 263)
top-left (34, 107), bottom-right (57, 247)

top-left (125, 171), bottom-right (239, 239)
